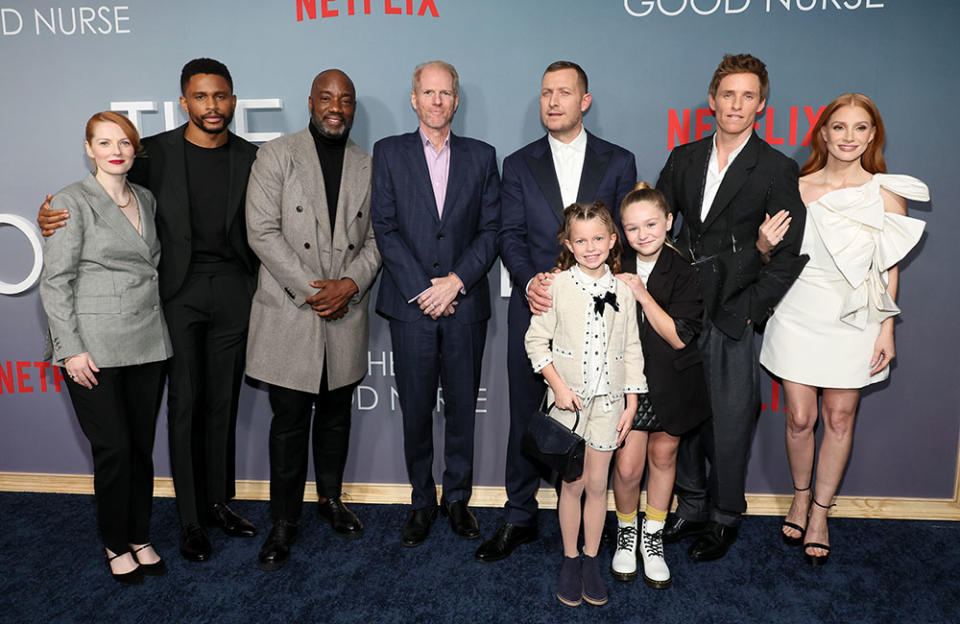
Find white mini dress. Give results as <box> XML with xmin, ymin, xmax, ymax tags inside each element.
<box><xmin>760</xmin><ymin>174</ymin><xmax>928</xmax><ymax>389</ymax></box>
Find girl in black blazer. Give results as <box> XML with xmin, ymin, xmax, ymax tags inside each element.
<box><xmin>610</xmin><ymin>183</ymin><xmax>711</xmax><ymax>589</ymax></box>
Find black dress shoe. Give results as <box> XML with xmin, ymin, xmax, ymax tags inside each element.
<box><xmin>179</xmin><ymin>523</ymin><xmax>212</xmax><ymax>562</ymax></box>
<box><xmin>661</xmin><ymin>514</ymin><xmax>708</xmax><ymax>544</ymax></box>
<box><xmin>209</xmin><ymin>502</ymin><xmax>257</xmax><ymax>538</ymax></box>
<box><xmin>401</xmin><ymin>506</ymin><xmax>438</xmax><ymax>547</ymax></box>
<box><xmin>441</xmin><ymin>499</ymin><xmax>480</xmax><ymax>540</ymax></box>
<box><xmin>474</xmin><ymin>522</ymin><xmax>538</xmax><ymax>562</ymax></box>
<box><xmin>688</xmin><ymin>522</ymin><xmax>738</xmax><ymax>562</ymax></box>
<box><xmin>257</xmin><ymin>521</ymin><xmax>298</xmax><ymax>571</ymax></box>
<box><xmin>317</xmin><ymin>497</ymin><xmax>363</xmax><ymax>540</ymax></box>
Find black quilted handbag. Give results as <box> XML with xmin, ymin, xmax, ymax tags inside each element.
<box><xmin>521</xmin><ymin>397</ymin><xmax>585</xmax><ymax>482</ymax></box>
<box><xmin>632</xmin><ymin>392</ymin><xmax>662</xmax><ymax>431</ymax></box>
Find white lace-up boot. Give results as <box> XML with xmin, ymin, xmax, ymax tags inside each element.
<box><xmin>610</xmin><ymin>517</ymin><xmax>638</xmax><ymax>581</ymax></box>
<box><xmin>641</xmin><ymin>517</ymin><xmax>671</xmax><ymax>589</ymax></box>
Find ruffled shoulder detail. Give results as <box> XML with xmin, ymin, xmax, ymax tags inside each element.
<box><xmin>874</xmin><ymin>173</ymin><xmax>930</xmax><ymax>203</ymax></box>
<box><xmin>808</xmin><ymin>174</ymin><xmax>928</xmax><ymax>329</ymax></box>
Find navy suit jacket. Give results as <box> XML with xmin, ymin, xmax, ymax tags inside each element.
<box><xmin>498</xmin><ymin>131</ymin><xmax>637</xmax><ymax>296</ymax></box>
<box><xmin>371</xmin><ymin>129</ymin><xmax>501</xmax><ymax>324</ymax></box>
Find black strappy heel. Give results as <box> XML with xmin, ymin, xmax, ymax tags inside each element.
<box><xmin>781</xmin><ymin>484</ymin><xmax>811</xmax><ymax>546</ymax></box>
<box><xmin>132</xmin><ymin>543</ymin><xmax>167</xmax><ymax>576</ymax></box>
<box><xmin>803</xmin><ymin>498</ymin><xmax>836</xmax><ymax>566</ymax></box>
<box><xmin>106</xmin><ymin>550</ymin><xmax>144</xmax><ymax>585</ymax></box>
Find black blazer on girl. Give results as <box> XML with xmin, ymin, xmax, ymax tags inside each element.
<box><xmin>625</xmin><ymin>246</ymin><xmax>711</xmax><ymax>435</ymax></box>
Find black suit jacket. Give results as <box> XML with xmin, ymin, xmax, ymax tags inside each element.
<box><xmin>624</xmin><ymin>247</ymin><xmax>711</xmax><ymax>435</ymax></box>
<box><xmin>656</xmin><ymin>132</ymin><xmax>808</xmax><ymax>339</ymax></box>
<box><xmin>128</xmin><ymin>124</ymin><xmax>259</xmax><ymax>301</ymax></box>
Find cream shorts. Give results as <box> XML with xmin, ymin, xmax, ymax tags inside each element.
<box><xmin>546</xmin><ymin>393</ymin><xmax>619</xmax><ymax>452</ymax></box>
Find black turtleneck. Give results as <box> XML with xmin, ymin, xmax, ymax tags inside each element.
<box><xmin>308</xmin><ymin>121</ymin><xmax>348</xmax><ymax>233</ymax></box>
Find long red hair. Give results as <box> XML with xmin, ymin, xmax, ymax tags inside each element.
<box><xmin>800</xmin><ymin>93</ymin><xmax>886</xmax><ymax>176</ymax></box>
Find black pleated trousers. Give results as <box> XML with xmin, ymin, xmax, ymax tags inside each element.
<box><xmin>674</xmin><ymin>314</ymin><xmax>761</xmax><ymax>527</ymax></box>
<box><xmin>163</xmin><ymin>266</ymin><xmax>251</xmax><ymax>527</ymax></box>
<box><xmin>67</xmin><ymin>361</ymin><xmax>165</xmax><ymax>554</ymax></box>
<box><xmin>267</xmin><ymin>368</ymin><xmax>359</xmax><ymax>523</ymax></box>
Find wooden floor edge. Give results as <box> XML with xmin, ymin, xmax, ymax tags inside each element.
<box><xmin>3</xmin><ymin>472</ymin><xmax>959</xmax><ymax>521</ymax></box>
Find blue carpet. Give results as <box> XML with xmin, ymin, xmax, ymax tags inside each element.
<box><xmin>0</xmin><ymin>492</ymin><xmax>957</xmax><ymax>623</ymax></box>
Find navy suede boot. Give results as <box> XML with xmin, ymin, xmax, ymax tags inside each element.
<box><xmin>556</xmin><ymin>555</ymin><xmax>582</xmax><ymax>607</ymax></box>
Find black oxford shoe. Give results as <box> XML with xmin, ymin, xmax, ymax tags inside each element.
<box><xmin>257</xmin><ymin>521</ymin><xmax>298</xmax><ymax>572</ymax></box>
<box><xmin>474</xmin><ymin>522</ymin><xmax>538</xmax><ymax>562</ymax></box>
<box><xmin>179</xmin><ymin>523</ymin><xmax>212</xmax><ymax>562</ymax></box>
<box><xmin>688</xmin><ymin>522</ymin><xmax>738</xmax><ymax>562</ymax></box>
<box><xmin>401</xmin><ymin>506</ymin><xmax>438</xmax><ymax>547</ymax></box>
<box><xmin>661</xmin><ymin>514</ymin><xmax>708</xmax><ymax>544</ymax></box>
<box><xmin>318</xmin><ymin>497</ymin><xmax>363</xmax><ymax>540</ymax></box>
<box><xmin>441</xmin><ymin>499</ymin><xmax>480</xmax><ymax>540</ymax></box>
<box><xmin>208</xmin><ymin>502</ymin><xmax>257</xmax><ymax>538</ymax></box>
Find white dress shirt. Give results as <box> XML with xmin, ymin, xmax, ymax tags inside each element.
<box><xmin>548</xmin><ymin>127</ymin><xmax>587</xmax><ymax>209</ymax></box>
<box><xmin>526</xmin><ymin>128</ymin><xmax>589</xmax><ymax>300</ymax></box>
<box><xmin>700</xmin><ymin>132</ymin><xmax>750</xmax><ymax>221</ymax></box>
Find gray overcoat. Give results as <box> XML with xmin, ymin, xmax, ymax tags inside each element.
<box><xmin>244</xmin><ymin>129</ymin><xmax>381</xmax><ymax>392</ymax></box>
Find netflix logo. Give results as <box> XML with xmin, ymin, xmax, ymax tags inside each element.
<box><xmin>667</xmin><ymin>105</ymin><xmax>827</xmax><ymax>150</ymax></box>
<box><xmin>0</xmin><ymin>361</ymin><xmax>65</xmax><ymax>395</ymax></box>
<box><xmin>296</xmin><ymin>0</ymin><xmax>439</xmax><ymax>21</ymax></box>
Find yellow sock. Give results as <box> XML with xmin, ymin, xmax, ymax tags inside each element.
<box><xmin>616</xmin><ymin>509</ymin><xmax>637</xmax><ymax>524</ymax></box>
<box><xmin>644</xmin><ymin>505</ymin><xmax>667</xmax><ymax>523</ymax></box>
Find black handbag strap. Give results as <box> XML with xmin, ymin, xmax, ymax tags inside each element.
<box><xmin>540</xmin><ymin>391</ymin><xmax>581</xmax><ymax>432</ymax></box>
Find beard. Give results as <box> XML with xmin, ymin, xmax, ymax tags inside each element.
<box><xmin>311</xmin><ymin>114</ymin><xmax>351</xmax><ymax>139</ymax></box>
<box><xmin>194</xmin><ymin>111</ymin><xmax>234</xmax><ymax>134</ymax></box>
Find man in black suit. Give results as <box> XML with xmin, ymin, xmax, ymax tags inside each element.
<box><xmin>655</xmin><ymin>54</ymin><xmax>807</xmax><ymax>561</ymax></box>
<box><xmin>476</xmin><ymin>61</ymin><xmax>636</xmax><ymax>562</ymax></box>
<box><xmin>40</xmin><ymin>58</ymin><xmax>259</xmax><ymax>561</ymax></box>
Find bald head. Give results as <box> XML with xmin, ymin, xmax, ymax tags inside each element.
<box><xmin>309</xmin><ymin>69</ymin><xmax>356</xmax><ymax>139</ymax></box>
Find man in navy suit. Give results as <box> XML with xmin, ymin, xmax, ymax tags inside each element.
<box><xmin>475</xmin><ymin>61</ymin><xmax>637</xmax><ymax>562</ymax></box>
<box><xmin>371</xmin><ymin>60</ymin><xmax>501</xmax><ymax>547</ymax></box>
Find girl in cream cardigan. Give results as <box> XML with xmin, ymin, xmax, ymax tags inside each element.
<box><xmin>525</xmin><ymin>201</ymin><xmax>647</xmax><ymax>608</ymax></box>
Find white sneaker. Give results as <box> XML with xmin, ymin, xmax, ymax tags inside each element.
<box><xmin>641</xmin><ymin>518</ymin><xmax>671</xmax><ymax>589</ymax></box>
<box><xmin>610</xmin><ymin>518</ymin><xmax>638</xmax><ymax>581</ymax></box>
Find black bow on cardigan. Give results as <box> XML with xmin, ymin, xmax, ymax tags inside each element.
<box><xmin>593</xmin><ymin>291</ymin><xmax>619</xmax><ymax>315</ymax></box>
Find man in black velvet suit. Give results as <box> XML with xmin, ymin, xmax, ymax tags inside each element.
<box><xmin>655</xmin><ymin>54</ymin><xmax>807</xmax><ymax>561</ymax></box>
<box><xmin>40</xmin><ymin>58</ymin><xmax>259</xmax><ymax>561</ymax></box>
<box><xmin>476</xmin><ymin>61</ymin><xmax>636</xmax><ymax>562</ymax></box>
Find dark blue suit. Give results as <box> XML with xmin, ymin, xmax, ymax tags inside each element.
<box><xmin>497</xmin><ymin>131</ymin><xmax>636</xmax><ymax>526</ymax></box>
<box><xmin>371</xmin><ymin>129</ymin><xmax>501</xmax><ymax>509</ymax></box>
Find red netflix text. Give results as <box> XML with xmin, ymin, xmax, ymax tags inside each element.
<box><xmin>296</xmin><ymin>0</ymin><xmax>439</xmax><ymax>20</ymax></box>
<box><xmin>762</xmin><ymin>379</ymin><xmax>787</xmax><ymax>413</ymax></box>
<box><xmin>667</xmin><ymin>105</ymin><xmax>827</xmax><ymax>150</ymax></box>
<box><xmin>0</xmin><ymin>361</ymin><xmax>64</xmax><ymax>395</ymax></box>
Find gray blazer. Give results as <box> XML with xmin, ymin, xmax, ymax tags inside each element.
<box><xmin>40</xmin><ymin>174</ymin><xmax>173</xmax><ymax>367</ymax></box>
<box><xmin>244</xmin><ymin>129</ymin><xmax>381</xmax><ymax>392</ymax></box>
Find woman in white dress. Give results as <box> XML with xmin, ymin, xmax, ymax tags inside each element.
<box><xmin>758</xmin><ymin>93</ymin><xmax>928</xmax><ymax>565</ymax></box>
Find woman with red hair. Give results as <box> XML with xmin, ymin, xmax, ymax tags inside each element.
<box><xmin>39</xmin><ymin>112</ymin><xmax>172</xmax><ymax>583</ymax></box>
<box><xmin>759</xmin><ymin>94</ymin><xmax>929</xmax><ymax>565</ymax></box>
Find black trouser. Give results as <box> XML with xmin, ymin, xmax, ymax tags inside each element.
<box><xmin>67</xmin><ymin>362</ymin><xmax>166</xmax><ymax>555</ymax></box>
<box><xmin>163</xmin><ymin>267</ymin><xmax>251</xmax><ymax>526</ymax></box>
<box><xmin>267</xmin><ymin>368</ymin><xmax>360</xmax><ymax>523</ymax></box>
<box><xmin>674</xmin><ymin>314</ymin><xmax>761</xmax><ymax>527</ymax></box>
